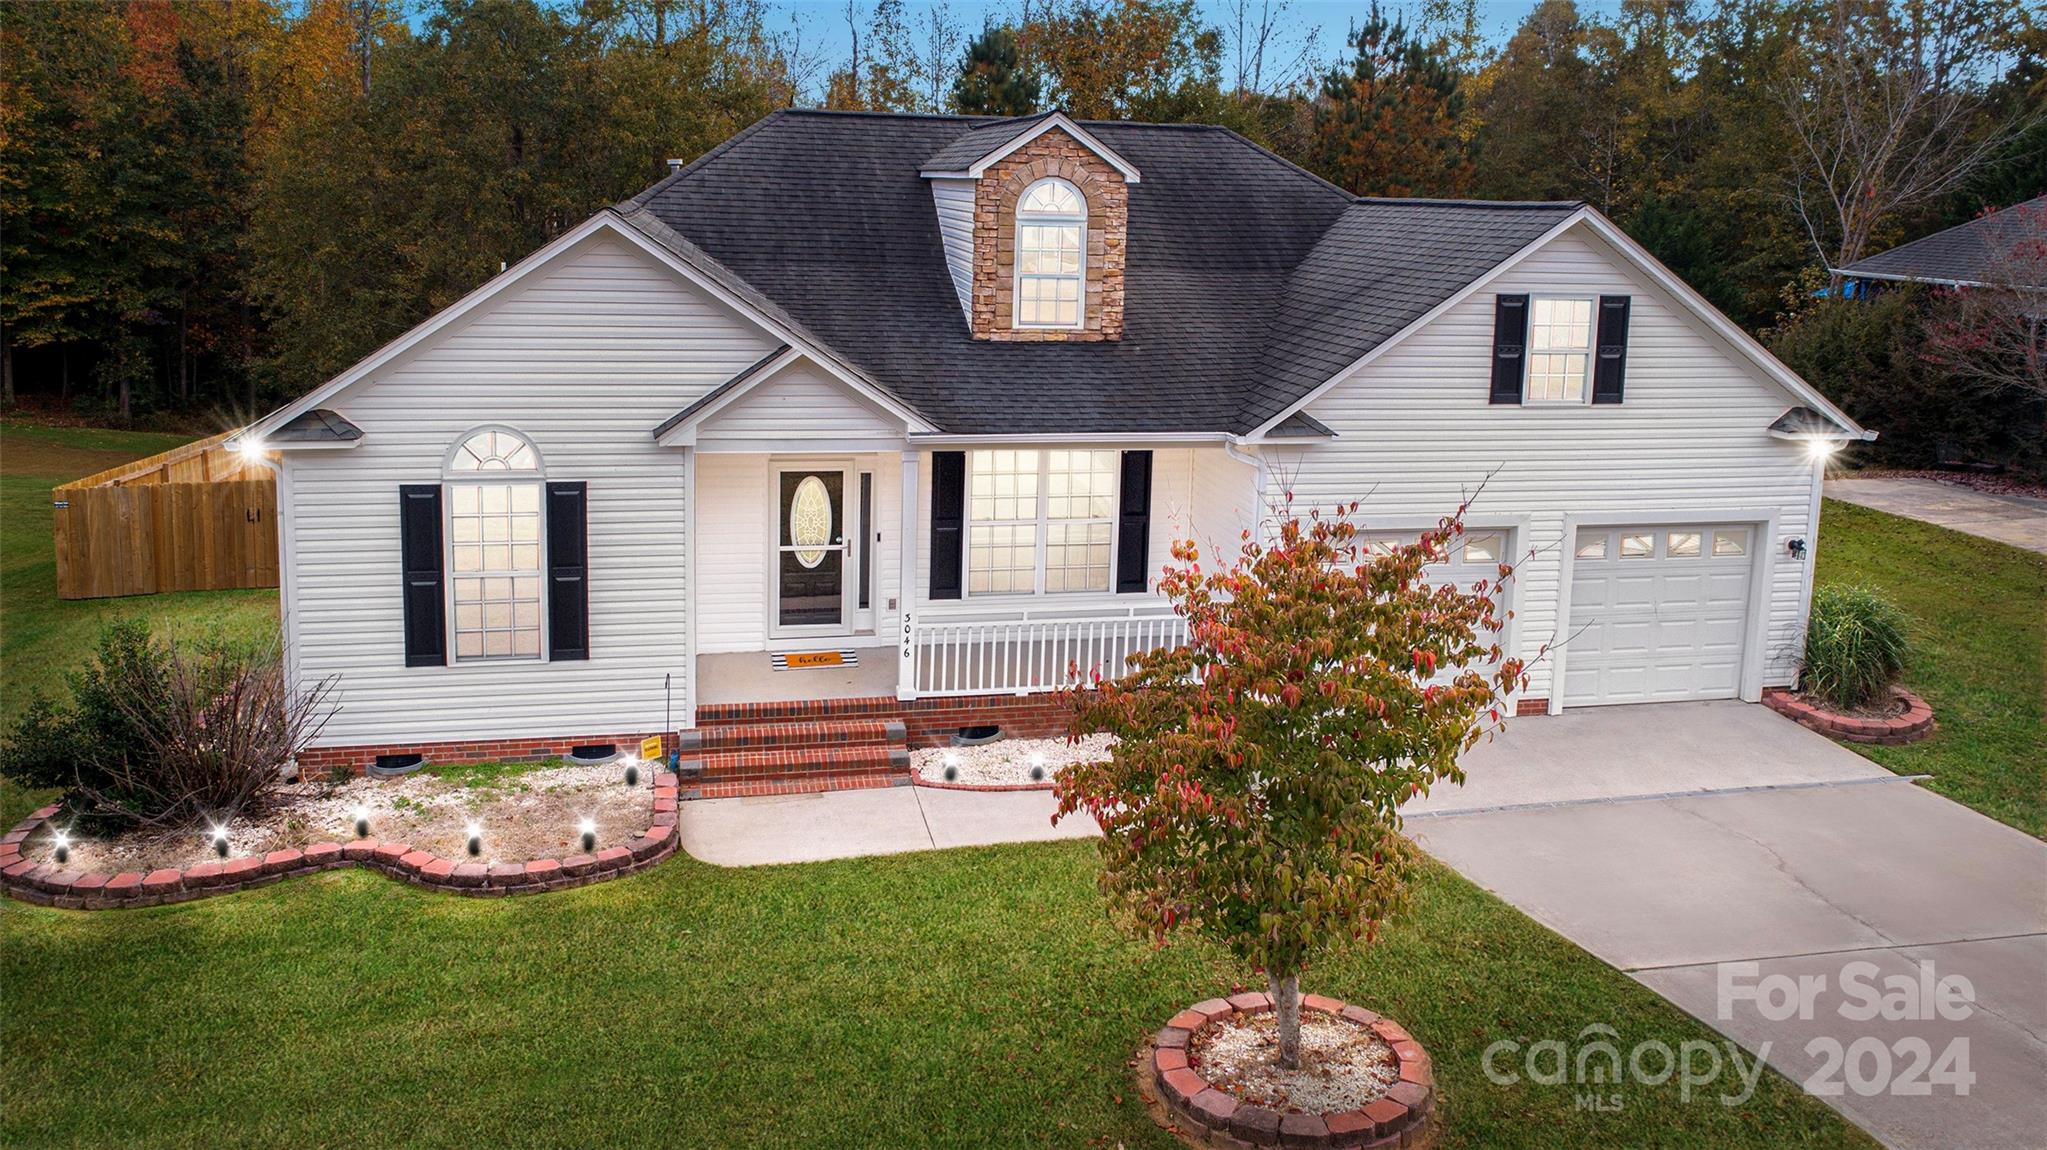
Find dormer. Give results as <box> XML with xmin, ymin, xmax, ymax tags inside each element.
<box><xmin>921</xmin><ymin>112</ymin><xmax>1140</xmax><ymax>342</ymax></box>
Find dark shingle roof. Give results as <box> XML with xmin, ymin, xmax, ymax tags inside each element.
<box><xmin>271</xmin><ymin>409</ymin><xmax>363</xmax><ymax>443</ymax></box>
<box><xmin>919</xmin><ymin>113</ymin><xmax>1056</xmax><ymax>173</ymax></box>
<box><xmin>1837</xmin><ymin>196</ymin><xmax>2047</xmax><ymax>288</ymax></box>
<box><xmin>623</xmin><ymin>109</ymin><xmax>1585</xmax><ymax>435</ymax></box>
<box><xmin>653</xmin><ymin>344</ymin><xmax>791</xmax><ymax>439</ymax></box>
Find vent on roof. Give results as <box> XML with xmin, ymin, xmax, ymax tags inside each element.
<box><xmin>666</xmin><ymin>158</ymin><xmax>687</xmax><ymax>174</ymax></box>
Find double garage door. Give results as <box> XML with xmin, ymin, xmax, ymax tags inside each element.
<box><xmin>1563</xmin><ymin>524</ymin><xmax>1756</xmax><ymax>706</ymax></box>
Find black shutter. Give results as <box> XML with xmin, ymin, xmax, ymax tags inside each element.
<box><xmin>1489</xmin><ymin>294</ymin><xmax>1529</xmax><ymax>405</ymax></box>
<box><xmin>546</xmin><ymin>482</ymin><xmax>588</xmax><ymax>661</ymax></box>
<box><xmin>929</xmin><ymin>451</ymin><xmax>965</xmax><ymax>600</ymax></box>
<box><xmin>1592</xmin><ymin>295</ymin><xmax>1631</xmax><ymax>405</ymax></box>
<box><xmin>1115</xmin><ymin>450</ymin><xmax>1153</xmax><ymax>593</ymax></box>
<box><xmin>399</xmin><ymin>485</ymin><xmax>445</xmax><ymax>667</ymax></box>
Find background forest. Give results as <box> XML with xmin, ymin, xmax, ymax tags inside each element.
<box><xmin>2</xmin><ymin>0</ymin><xmax>2042</xmax><ymax>470</ymax></box>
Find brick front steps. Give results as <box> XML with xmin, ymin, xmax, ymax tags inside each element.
<box><xmin>1148</xmin><ymin>992</ymin><xmax>1435</xmax><ymax>1150</ymax></box>
<box><xmin>676</xmin><ymin>714</ymin><xmax>911</xmax><ymax>795</ymax></box>
<box><xmin>1764</xmin><ymin>687</ymin><xmax>1936</xmax><ymax>745</ymax></box>
<box><xmin>0</xmin><ymin>776</ymin><xmax>681</xmax><ymax>911</ymax></box>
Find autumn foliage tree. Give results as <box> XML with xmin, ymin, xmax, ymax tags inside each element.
<box><xmin>1054</xmin><ymin>499</ymin><xmax>1527</xmax><ymax>1069</ymax></box>
<box><xmin>1309</xmin><ymin>3</ymin><xmax>1472</xmax><ymax>198</ymax></box>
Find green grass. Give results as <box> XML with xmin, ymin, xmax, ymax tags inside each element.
<box><xmin>1817</xmin><ymin>498</ymin><xmax>2047</xmax><ymax>838</ymax></box>
<box><xmin>0</xmin><ymin>422</ymin><xmax>279</xmax><ymax>824</ymax></box>
<box><xmin>1</xmin><ymin>844</ymin><xmax>1870</xmax><ymax>1150</ymax></box>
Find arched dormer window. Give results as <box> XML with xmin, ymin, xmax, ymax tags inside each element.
<box><xmin>443</xmin><ymin>428</ymin><xmax>544</xmax><ymax>660</ymax></box>
<box><xmin>1014</xmin><ymin>178</ymin><xmax>1085</xmax><ymax>329</ymax></box>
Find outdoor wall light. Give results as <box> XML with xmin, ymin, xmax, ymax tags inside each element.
<box><xmin>1807</xmin><ymin>437</ymin><xmax>1842</xmax><ymax>460</ymax></box>
<box><xmin>211</xmin><ymin>826</ymin><xmax>230</xmax><ymax>857</ymax></box>
<box><xmin>352</xmin><ymin>806</ymin><xmax>371</xmax><ymax>839</ymax></box>
<box><xmin>579</xmin><ymin>818</ymin><xmax>597</xmax><ymax>853</ymax></box>
<box><xmin>1029</xmin><ymin>752</ymin><xmax>1048</xmax><ymax>782</ymax></box>
<box><xmin>465</xmin><ymin>822</ymin><xmax>483</xmax><ymax>857</ymax></box>
<box><xmin>52</xmin><ymin>831</ymin><xmax>70</xmax><ymax>865</ymax></box>
<box><xmin>943</xmin><ymin>754</ymin><xmax>961</xmax><ymax>782</ymax></box>
<box><xmin>622</xmin><ymin>754</ymin><xmax>641</xmax><ymax>787</ymax></box>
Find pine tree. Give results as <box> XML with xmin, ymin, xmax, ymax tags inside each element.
<box><xmin>953</xmin><ymin>22</ymin><xmax>1039</xmax><ymax>116</ymax></box>
<box><xmin>1310</xmin><ymin>3</ymin><xmax>1472</xmax><ymax>198</ymax></box>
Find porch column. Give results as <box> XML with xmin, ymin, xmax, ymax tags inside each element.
<box><xmin>897</xmin><ymin>449</ymin><xmax>919</xmax><ymax>700</ymax></box>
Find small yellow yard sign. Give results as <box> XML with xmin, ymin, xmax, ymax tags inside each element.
<box><xmin>640</xmin><ymin>735</ymin><xmax>664</xmax><ymax>761</ymax></box>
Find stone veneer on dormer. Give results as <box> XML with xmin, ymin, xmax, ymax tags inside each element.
<box><xmin>965</xmin><ymin>128</ymin><xmax>1129</xmax><ymax>342</ymax></box>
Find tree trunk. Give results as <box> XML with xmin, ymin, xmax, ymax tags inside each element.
<box><xmin>1269</xmin><ymin>970</ymin><xmax>1302</xmax><ymax>1071</ymax></box>
<box><xmin>1</xmin><ymin>326</ymin><xmax>13</xmax><ymax>407</ymax></box>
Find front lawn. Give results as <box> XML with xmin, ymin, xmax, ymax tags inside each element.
<box><xmin>1</xmin><ymin>842</ymin><xmax>1869</xmax><ymax>1149</ymax></box>
<box><xmin>1817</xmin><ymin>498</ymin><xmax>2047</xmax><ymax>838</ymax></box>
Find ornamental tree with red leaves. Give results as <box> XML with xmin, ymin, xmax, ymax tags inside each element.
<box><xmin>1054</xmin><ymin>497</ymin><xmax>1528</xmax><ymax>1070</ymax></box>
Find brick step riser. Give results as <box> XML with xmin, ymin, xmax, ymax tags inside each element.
<box><xmin>680</xmin><ymin>746</ymin><xmax>911</xmax><ymax>782</ymax></box>
<box><xmin>695</xmin><ymin>696</ymin><xmax>904</xmax><ymax>726</ymax></box>
<box><xmin>676</xmin><ymin>719</ymin><xmax>906</xmax><ymax>754</ymax></box>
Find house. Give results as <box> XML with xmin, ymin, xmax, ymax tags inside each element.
<box><xmin>1835</xmin><ymin>194</ymin><xmax>2047</xmax><ymax>291</ymax></box>
<box><xmin>238</xmin><ymin>109</ymin><xmax>1871</xmax><ymax>786</ymax></box>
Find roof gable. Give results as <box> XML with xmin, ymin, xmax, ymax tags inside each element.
<box><xmin>920</xmin><ymin>112</ymin><xmax>1141</xmax><ymax>183</ymax></box>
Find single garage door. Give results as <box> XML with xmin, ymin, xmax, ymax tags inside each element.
<box><xmin>1564</xmin><ymin>524</ymin><xmax>1754</xmax><ymax>705</ymax></box>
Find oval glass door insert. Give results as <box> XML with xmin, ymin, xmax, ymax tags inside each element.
<box><xmin>789</xmin><ymin>475</ymin><xmax>833</xmax><ymax>568</ymax></box>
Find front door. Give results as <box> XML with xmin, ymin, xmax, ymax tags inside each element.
<box><xmin>774</xmin><ymin>466</ymin><xmax>851</xmax><ymax>633</ymax></box>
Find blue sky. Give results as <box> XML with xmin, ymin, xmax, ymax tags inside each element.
<box><xmin>778</xmin><ymin>1</ymin><xmax>1598</xmax><ymax>90</ymax></box>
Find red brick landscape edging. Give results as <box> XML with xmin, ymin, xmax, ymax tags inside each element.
<box><xmin>1764</xmin><ymin>687</ymin><xmax>1935</xmax><ymax>745</ymax></box>
<box><xmin>0</xmin><ymin>774</ymin><xmax>681</xmax><ymax>910</ymax></box>
<box><xmin>910</xmin><ymin>774</ymin><xmax>1055</xmax><ymax>792</ymax></box>
<box><xmin>1151</xmin><ymin>992</ymin><xmax>1435</xmax><ymax>1150</ymax></box>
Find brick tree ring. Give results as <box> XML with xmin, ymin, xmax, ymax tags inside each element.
<box><xmin>1146</xmin><ymin>992</ymin><xmax>1437</xmax><ymax>1149</ymax></box>
<box><xmin>1763</xmin><ymin>686</ymin><xmax>1936</xmax><ymax>745</ymax></box>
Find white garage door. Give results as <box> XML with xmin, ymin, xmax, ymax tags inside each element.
<box><xmin>1564</xmin><ymin>525</ymin><xmax>1754</xmax><ymax>706</ymax></box>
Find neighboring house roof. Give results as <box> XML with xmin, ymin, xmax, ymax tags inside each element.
<box><xmin>1835</xmin><ymin>195</ymin><xmax>2047</xmax><ymax>288</ymax></box>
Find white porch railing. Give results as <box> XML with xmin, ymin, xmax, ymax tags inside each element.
<box><xmin>903</xmin><ymin>602</ymin><xmax>1190</xmax><ymax>698</ymax></box>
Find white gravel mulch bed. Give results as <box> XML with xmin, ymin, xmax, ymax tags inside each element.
<box><xmin>911</xmin><ymin>733</ymin><xmax>1114</xmax><ymax>786</ymax></box>
<box><xmin>27</xmin><ymin>760</ymin><xmax>654</xmax><ymax>873</ymax></box>
<box><xmin>1189</xmin><ymin>1012</ymin><xmax>1400</xmax><ymax>1115</ymax></box>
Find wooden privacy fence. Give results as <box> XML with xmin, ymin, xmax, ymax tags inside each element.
<box><xmin>53</xmin><ymin>430</ymin><xmax>280</xmax><ymax>600</ymax></box>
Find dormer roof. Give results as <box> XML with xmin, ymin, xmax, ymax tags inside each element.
<box><xmin>919</xmin><ymin>111</ymin><xmax>1141</xmax><ymax>183</ymax></box>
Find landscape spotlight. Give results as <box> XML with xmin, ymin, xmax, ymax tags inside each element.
<box><xmin>579</xmin><ymin>818</ymin><xmax>597</xmax><ymax>853</ymax></box>
<box><xmin>211</xmin><ymin>825</ymin><xmax>230</xmax><ymax>858</ymax></box>
<box><xmin>622</xmin><ymin>754</ymin><xmax>641</xmax><ymax>787</ymax></box>
<box><xmin>352</xmin><ymin>806</ymin><xmax>371</xmax><ymax>839</ymax></box>
<box><xmin>465</xmin><ymin>822</ymin><xmax>483</xmax><ymax>857</ymax></box>
<box><xmin>1029</xmin><ymin>752</ymin><xmax>1047</xmax><ymax>782</ymax></box>
<box><xmin>52</xmin><ymin>831</ymin><xmax>70</xmax><ymax>866</ymax></box>
<box><xmin>943</xmin><ymin>753</ymin><xmax>961</xmax><ymax>783</ymax></box>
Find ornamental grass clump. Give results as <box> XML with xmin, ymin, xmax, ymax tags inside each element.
<box><xmin>1055</xmin><ymin>498</ymin><xmax>1530</xmax><ymax>1070</ymax></box>
<box><xmin>1802</xmin><ymin>583</ymin><xmax>1910</xmax><ymax>711</ymax></box>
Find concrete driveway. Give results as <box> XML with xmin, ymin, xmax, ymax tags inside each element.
<box><xmin>1826</xmin><ymin>476</ymin><xmax>2047</xmax><ymax>553</ymax></box>
<box><xmin>1413</xmin><ymin>702</ymin><xmax>2047</xmax><ymax>1150</ymax></box>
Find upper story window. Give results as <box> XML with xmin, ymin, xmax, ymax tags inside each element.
<box><xmin>1526</xmin><ymin>297</ymin><xmax>1594</xmax><ymax>402</ymax></box>
<box><xmin>444</xmin><ymin>428</ymin><xmax>544</xmax><ymax>660</ymax></box>
<box><xmin>1014</xmin><ymin>178</ymin><xmax>1085</xmax><ymax>329</ymax></box>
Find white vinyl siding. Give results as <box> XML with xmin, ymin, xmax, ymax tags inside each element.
<box><xmin>1283</xmin><ymin>224</ymin><xmax>1814</xmax><ymax>705</ymax></box>
<box><xmin>694</xmin><ymin>450</ymin><xmax>903</xmax><ymax>654</ymax></box>
<box><xmin>282</xmin><ymin>233</ymin><xmax>778</xmax><ymax>746</ymax></box>
<box><xmin>931</xmin><ymin>178</ymin><xmax>977</xmax><ymax>321</ymax></box>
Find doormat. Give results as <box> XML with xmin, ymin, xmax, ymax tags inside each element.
<box><xmin>771</xmin><ymin>649</ymin><xmax>859</xmax><ymax>670</ymax></box>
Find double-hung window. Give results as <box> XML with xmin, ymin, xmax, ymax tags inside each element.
<box><xmin>1014</xmin><ymin>178</ymin><xmax>1086</xmax><ymax>329</ymax></box>
<box><xmin>445</xmin><ymin>428</ymin><xmax>544</xmax><ymax>660</ymax></box>
<box><xmin>1526</xmin><ymin>297</ymin><xmax>1594</xmax><ymax>402</ymax></box>
<box><xmin>967</xmin><ymin>449</ymin><xmax>1117</xmax><ymax>594</ymax></box>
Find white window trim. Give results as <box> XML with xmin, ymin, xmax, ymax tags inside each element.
<box><xmin>441</xmin><ymin>426</ymin><xmax>548</xmax><ymax>664</ymax></box>
<box><xmin>1012</xmin><ymin>178</ymin><xmax>1087</xmax><ymax>331</ymax></box>
<box><xmin>1524</xmin><ymin>295</ymin><xmax>1596</xmax><ymax>405</ymax></box>
<box><xmin>965</xmin><ymin>449</ymin><xmax>1120</xmax><ymax>598</ymax></box>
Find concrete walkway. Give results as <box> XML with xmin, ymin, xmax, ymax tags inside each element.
<box><xmin>677</xmin><ymin>784</ymin><xmax>1097</xmax><ymax>867</ymax></box>
<box><xmin>1826</xmin><ymin>476</ymin><xmax>2047</xmax><ymax>553</ymax></box>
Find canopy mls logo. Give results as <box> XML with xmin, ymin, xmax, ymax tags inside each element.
<box><xmin>1481</xmin><ymin>1027</ymin><xmax>1771</xmax><ymax>1109</ymax></box>
<box><xmin>1718</xmin><ymin>959</ymin><xmax>1977</xmax><ymax>1098</ymax></box>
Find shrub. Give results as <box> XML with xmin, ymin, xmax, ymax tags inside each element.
<box><xmin>0</xmin><ymin>620</ymin><xmax>333</xmax><ymax>829</ymax></box>
<box><xmin>1802</xmin><ymin>584</ymin><xmax>1911</xmax><ymax>711</ymax></box>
